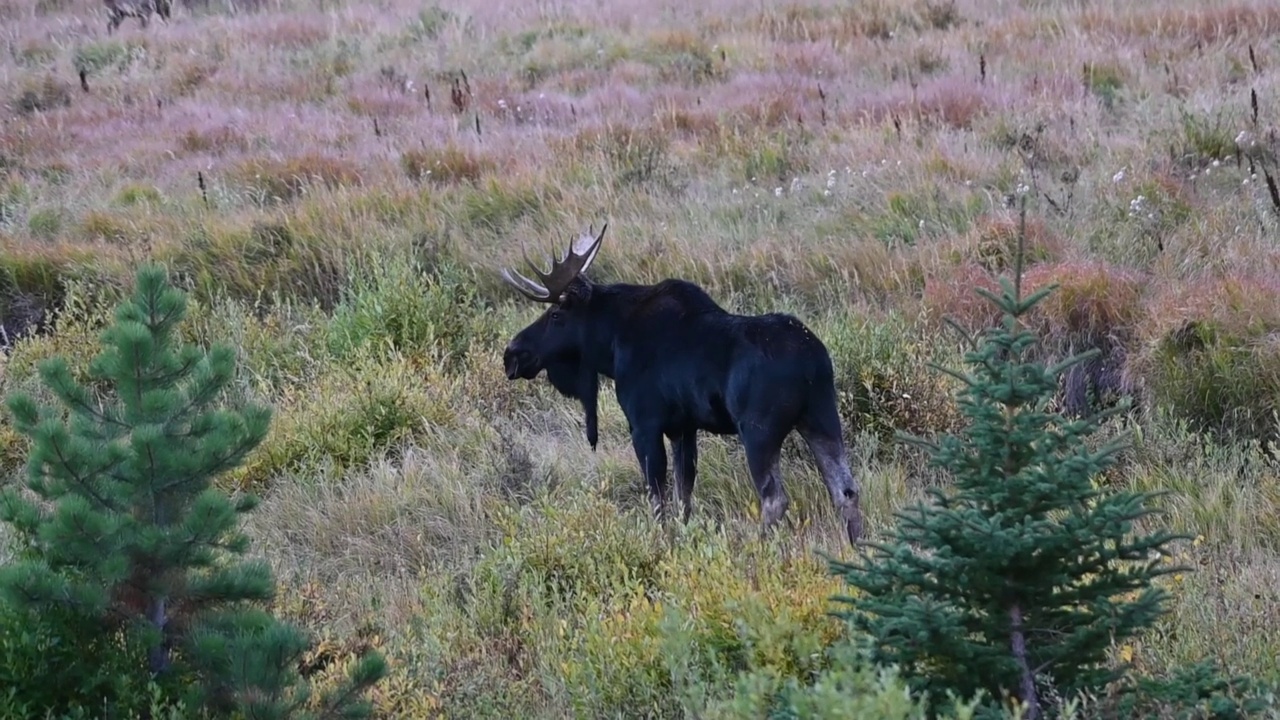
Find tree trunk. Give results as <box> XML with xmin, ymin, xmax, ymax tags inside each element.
<box><xmin>1009</xmin><ymin>602</ymin><xmax>1039</xmax><ymax>720</ymax></box>
<box><xmin>148</xmin><ymin>596</ymin><xmax>171</xmax><ymax>676</ymax></box>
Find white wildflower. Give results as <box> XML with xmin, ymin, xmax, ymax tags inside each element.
<box><xmin>1128</xmin><ymin>195</ymin><xmax>1147</xmax><ymax>217</ymax></box>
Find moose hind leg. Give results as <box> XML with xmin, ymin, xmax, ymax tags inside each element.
<box><xmin>669</xmin><ymin>429</ymin><xmax>698</xmax><ymax>523</ymax></box>
<box><xmin>631</xmin><ymin>427</ymin><xmax>670</xmax><ymax>519</ymax></box>
<box><xmin>800</xmin><ymin>426</ymin><xmax>863</xmax><ymax>546</ymax></box>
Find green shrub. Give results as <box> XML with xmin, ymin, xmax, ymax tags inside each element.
<box><xmin>71</xmin><ymin>40</ymin><xmax>133</xmax><ymax>75</ymax></box>
<box><xmin>705</xmin><ymin>637</ymin><xmax>982</xmax><ymax>720</ymax></box>
<box><xmin>740</xmin><ymin>129</ymin><xmax>809</xmax><ymax>185</ymax></box>
<box><xmin>326</xmin><ymin>255</ymin><xmax>497</xmax><ymax>369</ymax></box>
<box><xmin>406</xmin><ymin>5</ymin><xmax>456</xmax><ymax>41</ymax></box>
<box><xmin>25</xmin><ymin>207</ymin><xmax>62</xmax><ymax>240</ymax></box>
<box><xmin>1082</xmin><ymin>61</ymin><xmax>1126</xmax><ymax>109</ymax></box>
<box><xmin>815</xmin><ymin>310</ymin><xmax>962</xmax><ymax>443</ymax></box>
<box><xmin>0</xmin><ymin>245</ymin><xmax>92</xmax><ymax>329</ymax></box>
<box><xmin>424</xmin><ymin>493</ymin><xmax>853</xmax><ymax>719</ymax></box>
<box><xmin>455</xmin><ymin>179</ymin><xmax>550</xmax><ymax>235</ymax></box>
<box><xmin>164</xmin><ymin>220</ymin><xmax>350</xmax><ymax>311</ymax></box>
<box><xmin>1092</xmin><ymin>660</ymin><xmax>1279</xmax><ymax>719</ymax></box>
<box><xmin>0</xmin><ymin>602</ymin><xmax>196</xmax><ymax>719</ymax></box>
<box><xmin>231</xmin><ymin>351</ymin><xmax>455</xmax><ymax>490</ymax></box>
<box><xmin>635</xmin><ymin>29</ymin><xmax>724</xmax><ymax>85</ymax></box>
<box><xmin>113</xmin><ymin>184</ymin><xmax>164</xmax><ymax>208</ymax></box>
<box><xmin>1176</xmin><ymin>108</ymin><xmax>1238</xmax><ymax>166</ymax></box>
<box><xmin>1140</xmin><ymin>321</ymin><xmax>1280</xmax><ymax>442</ymax></box>
<box><xmin>594</xmin><ymin>122</ymin><xmax>681</xmax><ymax>191</ymax></box>
<box><xmin>178</xmin><ymin>294</ymin><xmax>329</xmax><ymax>398</ymax></box>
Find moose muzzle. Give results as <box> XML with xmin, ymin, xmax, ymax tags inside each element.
<box><xmin>503</xmin><ymin>343</ymin><xmax>541</xmax><ymax>380</ymax></box>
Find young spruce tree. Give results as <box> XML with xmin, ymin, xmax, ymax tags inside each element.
<box><xmin>830</xmin><ymin>212</ymin><xmax>1186</xmax><ymax>719</ymax></box>
<box><xmin>0</xmin><ymin>264</ymin><xmax>386</xmax><ymax>718</ymax></box>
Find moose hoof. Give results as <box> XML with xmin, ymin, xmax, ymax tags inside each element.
<box><xmin>840</xmin><ymin>496</ymin><xmax>863</xmax><ymax>547</ymax></box>
<box><xmin>649</xmin><ymin>496</ymin><xmax>669</xmax><ymax>522</ymax></box>
<box><xmin>845</xmin><ymin>517</ymin><xmax>862</xmax><ymax>547</ymax></box>
<box><xmin>760</xmin><ymin>495</ymin><xmax>790</xmax><ymax>530</ymax></box>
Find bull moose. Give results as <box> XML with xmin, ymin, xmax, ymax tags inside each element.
<box><xmin>500</xmin><ymin>224</ymin><xmax>862</xmax><ymax>547</ymax></box>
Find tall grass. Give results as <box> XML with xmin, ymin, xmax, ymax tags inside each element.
<box><xmin>2</xmin><ymin>0</ymin><xmax>1280</xmax><ymax>715</ymax></box>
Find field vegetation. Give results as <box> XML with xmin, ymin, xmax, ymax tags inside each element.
<box><xmin>2</xmin><ymin>0</ymin><xmax>1280</xmax><ymax>716</ymax></box>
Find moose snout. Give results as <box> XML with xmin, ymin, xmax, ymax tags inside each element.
<box><xmin>503</xmin><ymin>343</ymin><xmax>539</xmax><ymax>380</ymax></box>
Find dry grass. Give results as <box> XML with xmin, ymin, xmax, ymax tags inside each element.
<box><xmin>2</xmin><ymin>0</ymin><xmax>1280</xmax><ymax>715</ymax></box>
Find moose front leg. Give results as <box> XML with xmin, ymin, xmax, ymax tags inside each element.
<box><xmin>630</xmin><ymin>427</ymin><xmax>670</xmax><ymax>519</ymax></box>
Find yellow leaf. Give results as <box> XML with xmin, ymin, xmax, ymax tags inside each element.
<box><xmin>1119</xmin><ymin>644</ymin><xmax>1134</xmax><ymax>663</ymax></box>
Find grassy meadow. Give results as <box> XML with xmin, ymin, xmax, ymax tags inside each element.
<box><xmin>2</xmin><ymin>0</ymin><xmax>1280</xmax><ymax>715</ymax></box>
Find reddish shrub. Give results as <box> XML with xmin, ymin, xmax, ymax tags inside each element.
<box><xmin>946</xmin><ymin>212</ymin><xmax>1066</xmax><ymax>273</ymax></box>
<box><xmin>229</xmin><ymin>153</ymin><xmax>364</xmax><ymax>204</ymax></box>
<box><xmin>1133</xmin><ymin>272</ymin><xmax>1280</xmax><ymax>441</ymax></box>
<box><xmin>1140</xmin><ymin>272</ymin><xmax>1280</xmax><ymax>343</ymax></box>
<box><xmin>1022</xmin><ymin>260</ymin><xmax>1148</xmax><ymax>352</ymax></box>
<box><xmin>921</xmin><ymin>261</ymin><xmax>1004</xmax><ymax>335</ymax></box>
<box><xmin>1081</xmin><ymin>3</ymin><xmax>1280</xmax><ymax>43</ymax></box>
<box><xmin>400</xmin><ymin>144</ymin><xmax>493</xmax><ymax>186</ymax></box>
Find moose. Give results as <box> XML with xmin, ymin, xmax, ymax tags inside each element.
<box><xmin>104</xmin><ymin>0</ymin><xmax>171</xmax><ymax>34</ymax></box>
<box><xmin>500</xmin><ymin>224</ymin><xmax>862</xmax><ymax>548</ymax></box>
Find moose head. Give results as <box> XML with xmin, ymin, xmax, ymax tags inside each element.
<box><xmin>500</xmin><ymin>224</ymin><xmax>609</xmax><ymax>449</ymax></box>
<box><xmin>500</xmin><ymin>223</ymin><xmax>606</xmax><ymax>380</ymax></box>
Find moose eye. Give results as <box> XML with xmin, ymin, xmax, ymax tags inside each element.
<box><xmin>549</xmin><ymin>310</ymin><xmax>563</xmax><ymax>323</ymax></box>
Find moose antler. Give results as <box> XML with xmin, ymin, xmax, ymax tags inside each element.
<box><xmin>501</xmin><ymin>223</ymin><xmax>607</xmax><ymax>303</ymax></box>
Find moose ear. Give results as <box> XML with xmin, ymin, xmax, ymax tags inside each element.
<box><xmin>559</xmin><ymin>279</ymin><xmax>592</xmax><ymax>308</ymax></box>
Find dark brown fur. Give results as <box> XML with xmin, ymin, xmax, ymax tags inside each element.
<box><xmin>103</xmin><ymin>0</ymin><xmax>171</xmax><ymax>33</ymax></box>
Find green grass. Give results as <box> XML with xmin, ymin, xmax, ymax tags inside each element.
<box><xmin>2</xmin><ymin>0</ymin><xmax>1280</xmax><ymax>716</ymax></box>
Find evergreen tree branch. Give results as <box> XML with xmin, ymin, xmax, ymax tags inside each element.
<box><xmin>41</xmin><ymin>431</ymin><xmax>124</xmax><ymax>514</ymax></box>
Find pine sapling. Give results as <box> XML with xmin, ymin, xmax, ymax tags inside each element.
<box><xmin>0</xmin><ymin>263</ymin><xmax>386</xmax><ymax>718</ymax></box>
<box><xmin>829</xmin><ymin>207</ymin><xmax>1188</xmax><ymax>718</ymax></box>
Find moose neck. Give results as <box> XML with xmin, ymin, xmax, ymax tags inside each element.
<box><xmin>581</xmin><ymin>287</ymin><xmax>627</xmax><ymax>380</ymax></box>
<box><xmin>538</xmin><ymin>284</ymin><xmax>637</xmax><ymax>450</ymax></box>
